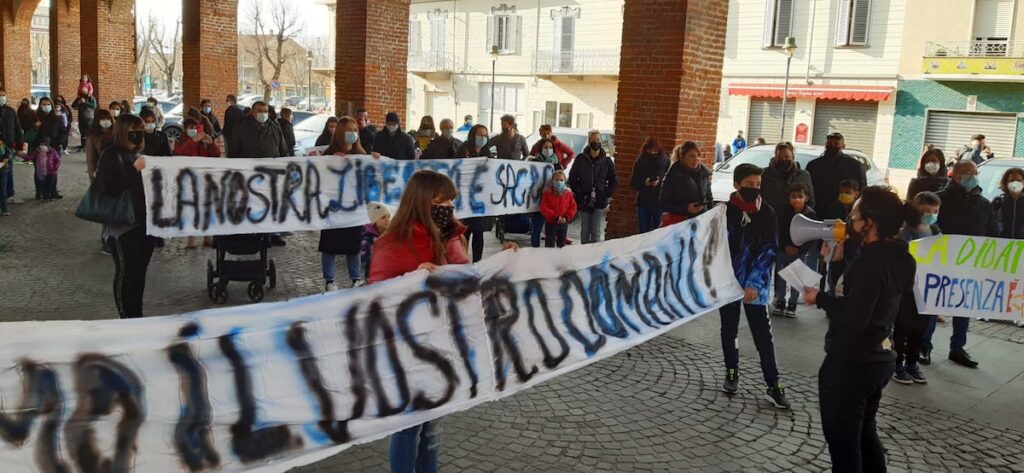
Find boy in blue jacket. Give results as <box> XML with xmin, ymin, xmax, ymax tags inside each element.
<box><xmin>720</xmin><ymin>163</ymin><xmax>789</xmax><ymax>409</ymax></box>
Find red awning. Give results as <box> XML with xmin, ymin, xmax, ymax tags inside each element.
<box><xmin>728</xmin><ymin>83</ymin><xmax>893</xmax><ymax>102</ymax></box>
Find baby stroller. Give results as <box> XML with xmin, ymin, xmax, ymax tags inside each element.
<box><xmin>494</xmin><ymin>213</ymin><xmax>534</xmax><ymax>242</ymax></box>
<box><xmin>206</xmin><ymin>234</ymin><xmax>277</xmax><ymax>304</ymax></box>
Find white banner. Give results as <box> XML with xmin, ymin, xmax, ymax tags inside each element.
<box><xmin>912</xmin><ymin>234</ymin><xmax>1024</xmax><ymax>322</ymax></box>
<box><xmin>142</xmin><ymin>155</ymin><xmax>554</xmax><ymax>238</ymax></box>
<box><xmin>0</xmin><ymin>207</ymin><xmax>741</xmax><ymax>472</ymax></box>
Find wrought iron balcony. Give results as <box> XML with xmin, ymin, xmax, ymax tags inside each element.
<box><xmin>408</xmin><ymin>51</ymin><xmax>453</xmax><ymax>72</ymax></box>
<box><xmin>534</xmin><ymin>49</ymin><xmax>620</xmax><ymax>75</ymax></box>
<box><xmin>924</xmin><ymin>40</ymin><xmax>1024</xmax><ymax>58</ymax></box>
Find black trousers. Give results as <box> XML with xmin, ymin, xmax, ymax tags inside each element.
<box><xmin>107</xmin><ymin>226</ymin><xmax>156</xmax><ymax>319</ymax></box>
<box><xmin>819</xmin><ymin>356</ymin><xmax>893</xmax><ymax>473</ymax></box>
<box><xmin>545</xmin><ymin>222</ymin><xmax>568</xmax><ymax>248</ymax></box>
<box><xmin>467</xmin><ymin>230</ymin><xmax>485</xmax><ymax>263</ymax></box>
<box><xmin>892</xmin><ymin>296</ymin><xmax>928</xmax><ymax>365</ymax></box>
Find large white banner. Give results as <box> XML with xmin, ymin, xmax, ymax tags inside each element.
<box><xmin>0</xmin><ymin>207</ymin><xmax>741</xmax><ymax>472</ymax></box>
<box><xmin>142</xmin><ymin>155</ymin><xmax>554</xmax><ymax>238</ymax></box>
<box><xmin>912</xmin><ymin>234</ymin><xmax>1024</xmax><ymax>323</ymax></box>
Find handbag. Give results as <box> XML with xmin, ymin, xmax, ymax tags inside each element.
<box><xmin>75</xmin><ymin>180</ymin><xmax>135</xmax><ymax>225</ymax></box>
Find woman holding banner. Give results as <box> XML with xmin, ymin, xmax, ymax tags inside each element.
<box><xmin>320</xmin><ymin>116</ymin><xmax>368</xmax><ymax>290</ymax></box>
<box><xmin>804</xmin><ymin>186</ymin><xmax>918</xmax><ymax>472</ymax></box>
<box><xmin>457</xmin><ymin>124</ymin><xmax>496</xmax><ymax>262</ymax></box>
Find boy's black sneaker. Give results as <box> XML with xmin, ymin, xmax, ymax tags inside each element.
<box><xmin>765</xmin><ymin>384</ymin><xmax>790</xmax><ymax>409</ymax></box>
<box><xmin>919</xmin><ymin>348</ymin><xmax>932</xmax><ymax>365</ymax></box>
<box><xmin>892</xmin><ymin>365</ymin><xmax>913</xmax><ymax>384</ymax></box>
<box><xmin>722</xmin><ymin>369</ymin><xmax>739</xmax><ymax>394</ymax></box>
<box><xmin>949</xmin><ymin>350</ymin><xmax>979</xmax><ymax>368</ymax></box>
<box><xmin>771</xmin><ymin>303</ymin><xmax>785</xmax><ymax>317</ymax></box>
<box><xmin>906</xmin><ymin>364</ymin><xmax>927</xmax><ymax>384</ymax></box>
<box><xmin>783</xmin><ymin>304</ymin><xmax>797</xmax><ymax>318</ymax></box>
<box><xmin>51</xmin><ymin>192</ymin><xmax>63</xmax><ymax>200</ymax></box>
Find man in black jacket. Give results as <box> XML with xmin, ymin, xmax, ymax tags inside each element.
<box><xmin>568</xmin><ymin>130</ymin><xmax>618</xmax><ymax>244</ymax></box>
<box><xmin>0</xmin><ymin>89</ymin><xmax>23</xmax><ymax>206</ymax></box>
<box><xmin>372</xmin><ymin>112</ymin><xmax>416</xmax><ymax>160</ymax></box>
<box><xmin>356</xmin><ymin>108</ymin><xmax>377</xmax><ymax>151</ymax></box>
<box><xmin>228</xmin><ymin>102</ymin><xmax>289</xmax><ymax>159</ymax></box>
<box><xmin>422</xmin><ymin>119</ymin><xmax>462</xmax><ymax>160</ymax></box>
<box><xmin>278</xmin><ymin>107</ymin><xmax>296</xmax><ymax>156</ymax></box>
<box><xmin>222</xmin><ymin>94</ymin><xmax>246</xmax><ymax>155</ymax></box>
<box><xmin>761</xmin><ymin>142</ymin><xmax>815</xmax><ymax>211</ymax></box>
<box><xmin>806</xmin><ymin>133</ymin><xmax>867</xmax><ymax>219</ymax></box>
<box><xmin>934</xmin><ymin>160</ymin><xmax>997</xmax><ymax>368</ymax></box>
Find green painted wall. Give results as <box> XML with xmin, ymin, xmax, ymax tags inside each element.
<box><xmin>889</xmin><ymin>80</ymin><xmax>1024</xmax><ymax>169</ymax></box>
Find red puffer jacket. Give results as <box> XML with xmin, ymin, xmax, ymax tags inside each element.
<box><xmin>540</xmin><ymin>188</ymin><xmax>578</xmax><ymax>224</ymax></box>
<box><xmin>368</xmin><ymin>221</ymin><xmax>469</xmax><ymax>284</ymax></box>
<box><xmin>174</xmin><ymin>138</ymin><xmax>221</xmax><ymax>157</ymax></box>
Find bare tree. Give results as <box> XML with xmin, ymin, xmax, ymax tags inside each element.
<box><xmin>148</xmin><ymin>14</ymin><xmax>182</xmax><ymax>95</ymax></box>
<box><xmin>136</xmin><ymin>15</ymin><xmax>155</xmax><ymax>94</ymax></box>
<box><xmin>243</xmin><ymin>0</ymin><xmax>304</xmax><ymax>101</ymax></box>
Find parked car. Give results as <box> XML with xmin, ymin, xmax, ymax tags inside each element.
<box><xmin>162</xmin><ymin>103</ymin><xmax>186</xmax><ymax>143</ymax></box>
<box><xmin>290</xmin><ymin>110</ymin><xmax>317</xmax><ymax>127</ymax></box>
<box><xmin>284</xmin><ymin>96</ymin><xmax>305</xmax><ymax>108</ymax></box>
<box><xmin>132</xmin><ymin>98</ymin><xmax>178</xmax><ymax>115</ymax></box>
<box><xmin>293</xmin><ymin>113</ymin><xmax>334</xmax><ymax>153</ymax></box>
<box><xmin>976</xmin><ymin>157</ymin><xmax>1024</xmax><ymax>201</ymax></box>
<box><xmin>298</xmin><ymin>97</ymin><xmax>328</xmax><ymax>111</ymax></box>
<box><xmin>710</xmin><ymin>144</ymin><xmax>887</xmax><ymax>203</ymax></box>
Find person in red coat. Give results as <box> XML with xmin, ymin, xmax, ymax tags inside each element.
<box><xmin>174</xmin><ymin>117</ymin><xmax>221</xmax><ymax>157</ymax></box>
<box><xmin>370</xmin><ymin>169</ymin><xmax>516</xmax><ymax>472</ymax></box>
<box><xmin>528</xmin><ymin>124</ymin><xmax>576</xmax><ymax>169</ymax></box>
<box><xmin>539</xmin><ymin>170</ymin><xmax>577</xmax><ymax>248</ymax></box>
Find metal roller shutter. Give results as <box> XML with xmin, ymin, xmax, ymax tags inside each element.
<box><xmin>973</xmin><ymin>0</ymin><xmax>1014</xmax><ymax>40</ymax></box>
<box><xmin>747</xmin><ymin>98</ymin><xmax>796</xmax><ymax>143</ymax></box>
<box><xmin>924</xmin><ymin>111</ymin><xmax>1017</xmax><ymax>159</ymax></box>
<box><xmin>812</xmin><ymin>100</ymin><xmax>879</xmax><ymax>156</ymax></box>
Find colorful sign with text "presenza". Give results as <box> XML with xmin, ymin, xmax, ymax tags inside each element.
<box><xmin>912</xmin><ymin>235</ymin><xmax>1024</xmax><ymax>323</ymax></box>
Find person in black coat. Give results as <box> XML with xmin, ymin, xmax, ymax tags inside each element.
<box><xmin>805</xmin><ymin>187</ymin><xmax>918</xmax><ymax>473</ymax></box>
<box><xmin>315</xmin><ymin>116</ymin><xmax>339</xmax><ymax>147</ymax></box>
<box><xmin>96</xmin><ymin>114</ymin><xmax>155</xmax><ymax>319</ymax></box>
<box><xmin>567</xmin><ymin>130</ymin><xmax>618</xmax><ymax>244</ymax></box>
<box><xmin>228</xmin><ymin>102</ymin><xmax>289</xmax><ymax>159</ymax></box>
<box><xmin>458</xmin><ymin>124</ymin><xmax>495</xmax><ymax>262</ymax></box>
<box><xmin>992</xmin><ymin>167</ymin><xmax>1024</xmax><ymax>239</ymax></box>
<box><xmin>905</xmin><ymin>148</ymin><xmax>948</xmax><ymax>202</ymax></box>
<box><xmin>630</xmin><ymin>137</ymin><xmax>670</xmax><ymax>234</ymax></box>
<box><xmin>199</xmin><ymin>99</ymin><xmax>223</xmax><ymax>138</ymax></box>
<box><xmin>659</xmin><ymin>141</ymin><xmax>712</xmax><ymax>226</ymax></box>
<box><xmin>222</xmin><ymin>94</ymin><xmax>246</xmax><ymax>154</ymax></box>
<box><xmin>761</xmin><ymin>142</ymin><xmax>815</xmax><ymax>212</ymax></box>
<box><xmin>806</xmin><ymin>133</ymin><xmax>867</xmax><ymax>220</ymax></box>
<box><xmin>422</xmin><ymin>118</ymin><xmax>463</xmax><ymax>160</ymax></box>
<box><xmin>32</xmin><ymin>98</ymin><xmax>63</xmax><ymax>199</ymax></box>
<box><xmin>0</xmin><ymin>90</ymin><xmax>23</xmax><ymax>205</ymax></box>
<box><xmin>356</xmin><ymin>108</ymin><xmax>376</xmax><ymax>151</ymax></box>
<box><xmin>372</xmin><ymin>112</ymin><xmax>416</xmax><ymax>160</ymax></box>
<box><xmin>278</xmin><ymin>107</ymin><xmax>297</xmax><ymax>156</ymax></box>
<box><xmin>139</xmin><ymin>109</ymin><xmax>171</xmax><ymax>157</ymax></box>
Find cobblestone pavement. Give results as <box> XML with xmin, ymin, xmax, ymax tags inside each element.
<box><xmin>2</xmin><ymin>152</ymin><xmax>1024</xmax><ymax>472</ymax></box>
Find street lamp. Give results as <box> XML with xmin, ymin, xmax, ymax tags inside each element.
<box><xmin>306</xmin><ymin>51</ymin><xmax>314</xmax><ymax>111</ymax></box>
<box><xmin>489</xmin><ymin>46</ymin><xmax>499</xmax><ymax>132</ymax></box>
<box><xmin>780</xmin><ymin>36</ymin><xmax>798</xmax><ymax>141</ymax></box>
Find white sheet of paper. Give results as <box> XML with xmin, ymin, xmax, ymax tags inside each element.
<box><xmin>778</xmin><ymin>259</ymin><xmax>822</xmax><ymax>292</ymax></box>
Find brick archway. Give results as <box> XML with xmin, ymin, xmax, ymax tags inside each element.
<box><xmin>182</xmin><ymin>0</ymin><xmax>238</xmax><ymax>120</ymax></box>
<box><xmin>0</xmin><ymin>0</ymin><xmax>43</xmax><ymax>100</ymax></box>
<box><xmin>80</xmin><ymin>0</ymin><xmax>136</xmax><ymax>103</ymax></box>
<box><xmin>50</xmin><ymin>0</ymin><xmax>81</xmax><ymax>102</ymax></box>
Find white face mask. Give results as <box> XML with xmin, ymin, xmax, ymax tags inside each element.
<box><xmin>0</xmin><ymin>96</ymin><xmax>7</xmax><ymax>107</ymax></box>
<box><xmin>256</xmin><ymin>112</ymin><xmax>269</xmax><ymax>123</ymax></box>
<box><xmin>386</xmin><ymin>124</ymin><xmax>399</xmax><ymax>133</ymax></box>
<box><xmin>144</xmin><ymin>123</ymin><xmax>157</xmax><ymax>132</ymax></box>
<box><xmin>99</xmin><ymin>120</ymin><xmax>112</xmax><ymax>129</ymax></box>
<box><xmin>39</xmin><ymin>145</ymin><xmax>50</xmax><ymax>152</ymax></box>
<box><xmin>924</xmin><ymin>162</ymin><xmax>940</xmax><ymax>175</ymax></box>
<box><xmin>1010</xmin><ymin>181</ymin><xmax>1024</xmax><ymax>194</ymax></box>
<box><xmin>111</xmin><ymin>110</ymin><xmax>120</xmax><ymax>117</ymax></box>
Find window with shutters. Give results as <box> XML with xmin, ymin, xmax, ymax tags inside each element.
<box><xmin>409</xmin><ymin>20</ymin><xmax>422</xmax><ymax>54</ymax></box>
<box><xmin>430</xmin><ymin>17</ymin><xmax>446</xmax><ymax>53</ymax></box>
<box><xmin>762</xmin><ymin>0</ymin><xmax>795</xmax><ymax>48</ymax></box>
<box><xmin>972</xmin><ymin>0</ymin><xmax>1014</xmax><ymax>56</ymax></box>
<box><xmin>835</xmin><ymin>0</ymin><xmax>872</xmax><ymax>47</ymax></box>
<box><xmin>487</xmin><ymin>5</ymin><xmax>521</xmax><ymax>55</ymax></box>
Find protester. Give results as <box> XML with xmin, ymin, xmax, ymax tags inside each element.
<box><xmin>830</xmin><ymin>179</ymin><xmax>861</xmax><ymax>221</ymax></box>
<box><xmin>540</xmin><ymin>170</ymin><xmax>577</xmax><ymax>248</ymax></box>
<box><xmin>97</xmin><ymin>114</ymin><xmax>155</xmax><ymax>319</ymax></box>
<box><xmin>173</xmin><ymin>117</ymin><xmax>220</xmax><ymax>249</ymax></box>
<box><xmin>361</xmin><ymin>202</ymin><xmax>391</xmax><ymax>282</ymax></box>
<box><xmin>992</xmin><ymin>167</ymin><xmax>1024</xmax><ymax>239</ymax></box>
<box><xmin>718</xmin><ymin>163</ymin><xmax>788</xmax><ymax>408</ymax></box>
<box><xmin>568</xmin><ymin>130</ymin><xmax>617</xmax><ymax>244</ymax></box>
<box><xmin>321</xmin><ymin>116</ymin><xmax>369</xmax><ymax>290</ymax></box>
<box><xmin>278</xmin><ymin>107</ymin><xmax>296</xmax><ymax>156</ymax></box>
<box><xmin>630</xmin><ymin>137</ymin><xmax>669</xmax><ymax>234</ymax></box>
<box><xmin>17</xmin><ymin>99</ymin><xmax>35</xmax><ymax>138</ymax></box>
<box><xmin>0</xmin><ymin>89</ymin><xmax>23</xmax><ymax>208</ymax></box>
<box><xmin>732</xmin><ymin>130</ymin><xmax>747</xmax><ymax>155</ymax></box>
<box><xmin>804</xmin><ymin>186</ymin><xmax>918</xmax><ymax>472</ymax></box>
<box><xmin>315</xmin><ymin>116</ymin><xmax>339</xmax><ymax>147</ymax></box>
<box><xmin>422</xmin><ymin>118</ymin><xmax>462</xmax><ymax>160</ymax></box>
<box><xmin>935</xmin><ymin>160</ymin><xmax>997</xmax><ymax>368</ymax></box>
<box><xmin>200</xmin><ymin>99</ymin><xmax>222</xmax><ymax>138</ymax></box>
<box><xmin>71</xmin><ymin>87</ymin><xmax>97</xmax><ymax>151</ymax></box>
<box><xmin>33</xmin><ymin>98</ymin><xmax>62</xmax><ymax>199</ymax></box>
<box><xmin>906</xmin><ymin>148</ymin><xmax>948</xmax><ymax>201</ymax></box>
<box><xmin>960</xmin><ymin>134</ymin><xmax>994</xmax><ymax>164</ymax></box>
<box><xmin>893</xmin><ymin>191</ymin><xmax>942</xmax><ymax>385</ymax></box>
<box><xmin>761</xmin><ymin>142</ymin><xmax>815</xmax><ymax>212</ymax></box>
<box><xmin>120</xmin><ymin>100</ymin><xmax>133</xmax><ymax>117</ymax></box>
<box><xmin>222</xmin><ymin>94</ymin><xmax>246</xmax><ymax>155</ymax></box>
<box><xmin>187</xmin><ymin>107</ymin><xmax>215</xmax><ymax>137</ymax></box>
<box><xmin>487</xmin><ymin>115</ymin><xmax>528</xmax><ymax>160</ymax></box>
<box><xmin>457</xmin><ymin>124</ymin><xmax>495</xmax><ymax>262</ymax></box>
<box><xmin>86</xmin><ymin>110</ymin><xmax>114</xmax><ymax>180</ymax></box>
<box><xmin>79</xmin><ymin>74</ymin><xmax>94</xmax><ymax>97</ymax></box>
<box><xmin>457</xmin><ymin>114</ymin><xmax>474</xmax><ymax>132</ymax></box>
<box><xmin>139</xmin><ymin>109</ymin><xmax>172</xmax><ymax>157</ymax></box>
<box><xmin>228</xmin><ymin>101</ymin><xmax>289</xmax><ymax>159</ymax></box>
<box><xmin>806</xmin><ymin>133</ymin><xmax>867</xmax><ymax>220</ymax></box>
<box><xmin>773</xmin><ymin>183</ymin><xmax>816</xmax><ymax>318</ymax></box>
<box><xmin>55</xmin><ymin>95</ymin><xmax>73</xmax><ymax>154</ymax></box>
<box><xmin>145</xmin><ymin>97</ymin><xmax>165</xmax><ymax>129</ymax></box>
<box><xmin>109</xmin><ymin>101</ymin><xmax>123</xmax><ymax>118</ymax></box>
<box><xmin>524</xmin><ymin>138</ymin><xmax>560</xmax><ymax>248</ymax></box>
<box><xmin>529</xmin><ymin>124</ymin><xmax>575</xmax><ymax>169</ymax></box>
<box><xmin>369</xmin><ymin>169</ymin><xmax>516</xmax><ymax>473</ymax></box>
<box><xmin>356</xmin><ymin>108</ymin><xmax>376</xmax><ymax>151</ymax></box>
<box><xmin>659</xmin><ymin>141</ymin><xmax>712</xmax><ymax>227</ymax></box>
<box><xmin>410</xmin><ymin>116</ymin><xmax>438</xmax><ymax>154</ymax></box>
<box><xmin>0</xmin><ymin>141</ymin><xmax>9</xmax><ymax>216</ymax></box>
<box><xmin>30</xmin><ymin>136</ymin><xmax>60</xmax><ymax>201</ymax></box>
<box><xmin>372</xmin><ymin>112</ymin><xmax>416</xmax><ymax>160</ymax></box>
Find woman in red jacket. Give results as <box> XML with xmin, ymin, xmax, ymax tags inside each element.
<box><xmin>539</xmin><ymin>169</ymin><xmax>577</xmax><ymax>248</ymax></box>
<box><xmin>174</xmin><ymin>117</ymin><xmax>221</xmax><ymax>157</ymax></box>
<box><xmin>372</xmin><ymin>169</ymin><xmax>516</xmax><ymax>472</ymax></box>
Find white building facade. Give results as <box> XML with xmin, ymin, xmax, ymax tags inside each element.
<box><xmin>406</xmin><ymin>0</ymin><xmax>624</xmax><ymax>134</ymax></box>
<box><xmin>717</xmin><ymin>0</ymin><xmax>907</xmax><ymax>171</ymax></box>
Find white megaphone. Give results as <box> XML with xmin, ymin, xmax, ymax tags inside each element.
<box><xmin>790</xmin><ymin>214</ymin><xmax>847</xmax><ymax>246</ymax></box>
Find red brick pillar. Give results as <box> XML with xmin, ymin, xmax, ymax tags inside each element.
<box><xmin>182</xmin><ymin>0</ymin><xmax>238</xmax><ymax>120</ymax></box>
<box><xmin>80</xmin><ymin>0</ymin><xmax>136</xmax><ymax>103</ymax></box>
<box><xmin>0</xmin><ymin>1</ymin><xmax>36</xmax><ymax>100</ymax></box>
<box><xmin>51</xmin><ymin>0</ymin><xmax>82</xmax><ymax>101</ymax></box>
<box><xmin>335</xmin><ymin>0</ymin><xmax>409</xmax><ymax>121</ymax></box>
<box><xmin>609</xmin><ymin>0</ymin><xmax>729</xmax><ymax>238</ymax></box>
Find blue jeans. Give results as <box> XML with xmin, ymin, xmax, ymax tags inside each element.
<box><xmin>922</xmin><ymin>315</ymin><xmax>938</xmax><ymax>351</ymax></box>
<box><xmin>389</xmin><ymin>422</ymin><xmax>440</xmax><ymax>473</ymax></box>
<box><xmin>579</xmin><ymin>208</ymin><xmax>608</xmax><ymax>244</ymax></box>
<box><xmin>321</xmin><ymin>253</ymin><xmax>361</xmax><ymax>283</ymax></box>
<box><xmin>2</xmin><ymin>166</ymin><xmax>12</xmax><ymax>201</ymax></box>
<box><xmin>530</xmin><ymin>212</ymin><xmax>547</xmax><ymax>248</ymax></box>
<box><xmin>950</xmin><ymin>316</ymin><xmax>970</xmax><ymax>352</ymax></box>
<box><xmin>636</xmin><ymin>206</ymin><xmax>662</xmax><ymax>234</ymax></box>
<box><xmin>719</xmin><ymin>302</ymin><xmax>780</xmax><ymax>386</ymax></box>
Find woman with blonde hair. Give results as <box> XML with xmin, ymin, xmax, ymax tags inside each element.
<box><xmin>320</xmin><ymin>116</ymin><xmax>369</xmax><ymax>291</ymax></box>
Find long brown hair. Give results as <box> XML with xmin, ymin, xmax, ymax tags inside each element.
<box><xmin>324</xmin><ymin>116</ymin><xmax>367</xmax><ymax>155</ymax></box>
<box><xmin>111</xmin><ymin>114</ymin><xmax>143</xmax><ymax>152</ymax></box>
<box><xmin>384</xmin><ymin>170</ymin><xmax>459</xmax><ymax>263</ymax></box>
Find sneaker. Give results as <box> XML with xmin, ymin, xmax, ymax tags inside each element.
<box><xmin>949</xmin><ymin>350</ymin><xmax>979</xmax><ymax>368</ymax></box>
<box><xmin>101</xmin><ymin>247</ymin><xmax>111</xmax><ymax>256</ymax></box>
<box><xmin>892</xmin><ymin>365</ymin><xmax>913</xmax><ymax>384</ymax></box>
<box><xmin>783</xmin><ymin>304</ymin><xmax>797</xmax><ymax>318</ymax></box>
<box><xmin>771</xmin><ymin>303</ymin><xmax>785</xmax><ymax>317</ymax></box>
<box><xmin>352</xmin><ymin>279</ymin><xmax>366</xmax><ymax>288</ymax></box>
<box><xmin>906</xmin><ymin>364</ymin><xmax>927</xmax><ymax>384</ymax></box>
<box><xmin>722</xmin><ymin>369</ymin><xmax>739</xmax><ymax>394</ymax></box>
<box><xmin>7</xmin><ymin>197</ymin><xmax>23</xmax><ymax>204</ymax></box>
<box><xmin>325</xmin><ymin>281</ymin><xmax>338</xmax><ymax>292</ymax></box>
<box><xmin>765</xmin><ymin>384</ymin><xmax>790</xmax><ymax>409</ymax></box>
<box><xmin>919</xmin><ymin>348</ymin><xmax>932</xmax><ymax>366</ymax></box>
<box><xmin>0</xmin><ymin>211</ymin><xmax>9</xmax><ymax>216</ymax></box>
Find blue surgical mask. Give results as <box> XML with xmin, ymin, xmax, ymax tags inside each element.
<box><xmin>186</xmin><ymin>129</ymin><xmax>198</xmax><ymax>139</ymax></box>
<box><xmin>41</xmin><ymin>105</ymin><xmax>52</xmax><ymax>113</ymax></box>
<box><xmin>921</xmin><ymin>213</ymin><xmax>938</xmax><ymax>226</ymax></box>
<box><xmin>553</xmin><ymin>181</ymin><xmax>566</xmax><ymax>192</ymax></box>
<box><xmin>542</xmin><ymin>148</ymin><xmax>554</xmax><ymax>159</ymax></box>
<box><xmin>475</xmin><ymin>136</ymin><xmax>488</xmax><ymax>148</ymax></box>
<box><xmin>960</xmin><ymin>175</ymin><xmax>979</xmax><ymax>191</ymax></box>
<box><xmin>203</xmin><ymin>107</ymin><xmax>212</xmax><ymax>114</ymax></box>
<box><xmin>344</xmin><ymin>131</ymin><xmax>359</xmax><ymax>145</ymax></box>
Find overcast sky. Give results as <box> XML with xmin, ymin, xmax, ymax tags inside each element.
<box><xmin>135</xmin><ymin>0</ymin><xmax>332</xmax><ymax>39</ymax></box>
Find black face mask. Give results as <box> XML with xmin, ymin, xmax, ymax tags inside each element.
<box><xmin>824</xmin><ymin>146</ymin><xmax>841</xmax><ymax>157</ymax></box>
<box><xmin>431</xmin><ymin>205</ymin><xmax>456</xmax><ymax>241</ymax></box>
<box><xmin>128</xmin><ymin>131</ymin><xmax>145</xmax><ymax>145</ymax></box>
<box><xmin>738</xmin><ymin>187</ymin><xmax>760</xmax><ymax>202</ymax></box>
<box><xmin>776</xmin><ymin>160</ymin><xmax>793</xmax><ymax>172</ymax></box>
<box><xmin>589</xmin><ymin>142</ymin><xmax>602</xmax><ymax>151</ymax></box>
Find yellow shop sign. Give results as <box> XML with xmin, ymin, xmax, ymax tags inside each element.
<box><xmin>923</xmin><ymin>57</ymin><xmax>1024</xmax><ymax>75</ymax></box>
